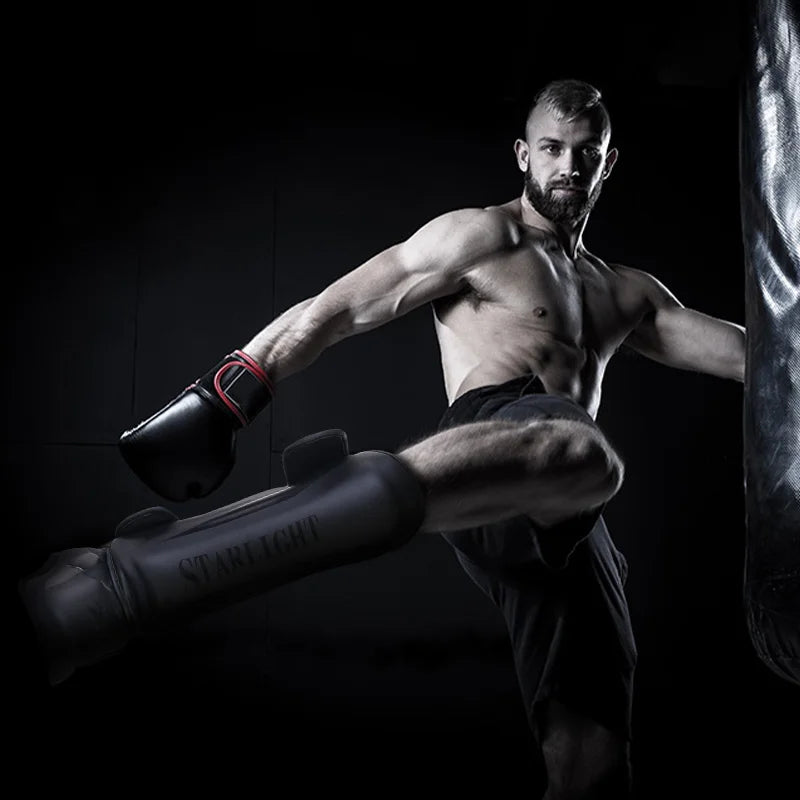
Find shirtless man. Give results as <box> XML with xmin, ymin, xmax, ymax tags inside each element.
<box><xmin>22</xmin><ymin>79</ymin><xmax>746</xmax><ymax>799</ymax></box>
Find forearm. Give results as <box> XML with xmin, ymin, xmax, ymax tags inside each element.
<box><xmin>240</xmin><ymin>296</ymin><xmax>351</xmax><ymax>384</ymax></box>
<box><xmin>696</xmin><ymin>315</ymin><xmax>746</xmax><ymax>382</ymax></box>
<box><xmin>631</xmin><ymin>307</ymin><xmax>747</xmax><ymax>383</ymax></box>
<box><xmin>726</xmin><ymin>321</ymin><xmax>746</xmax><ymax>383</ymax></box>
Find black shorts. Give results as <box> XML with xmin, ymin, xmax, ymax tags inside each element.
<box><xmin>438</xmin><ymin>375</ymin><xmax>637</xmax><ymax>742</ymax></box>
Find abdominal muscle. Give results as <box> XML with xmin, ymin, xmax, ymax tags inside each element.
<box><xmin>433</xmin><ymin>304</ymin><xmax>605</xmax><ymax>418</ymax></box>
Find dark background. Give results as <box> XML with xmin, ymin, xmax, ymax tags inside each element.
<box><xmin>7</xmin><ymin>3</ymin><xmax>799</xmax><ymax>797</ymax></box>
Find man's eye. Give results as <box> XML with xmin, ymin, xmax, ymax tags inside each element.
<box><xmin>584</xmin><ymin>147</ymin><xmax>601</xmax><ymax>159</ymax></box>
<box><xmin>543</xmin><ymin>145</ymin><xmax>560</xmax><ymax>154</ymax></box>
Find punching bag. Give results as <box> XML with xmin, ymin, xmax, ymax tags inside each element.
<box><xmin>740</xmin><ymin>0</ymin><xmax>800</xmax><ymax>686</ymax></box>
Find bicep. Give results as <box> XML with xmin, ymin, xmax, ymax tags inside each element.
<box><xmin>310</xmin><ymin>243</ymin><xmax>464</xmax><ymax>336</ymax></box>
<box><xmin>620</xmin><ymin>267</ymin><xmax>685</xmax><ymax>360</ymax></box>
<box><xmin>309</xmin><ymin>209</ymin><xmax>505</xmax><ymax>336</ymax></box>
<box><xmin>625</xmin><ymin>305</ymin><xmax>704</xmax><ymax>365</ymax></box>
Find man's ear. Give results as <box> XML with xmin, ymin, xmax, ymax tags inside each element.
<box><xmin>514</xmin><ymin>138</ymin><xmax>529</xmax><ymax>172</ymax></box>
<box><xmin>602</xmin><ymin>147</ymin><xmax>619</xmax><ymax>179</ymax></box>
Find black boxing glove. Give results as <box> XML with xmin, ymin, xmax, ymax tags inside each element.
<box><xmin>119</xmin><ymin>350</ymin><xmax>274</xmax><ymax>501</ymax></box>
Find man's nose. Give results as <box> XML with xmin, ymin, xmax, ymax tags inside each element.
<box><xmin>559</xmin><ymin>152</ymin><xmax>582</xmax><ymax>179</ymax></box>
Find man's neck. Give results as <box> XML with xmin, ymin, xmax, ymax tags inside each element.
<box><xmin>518</xmin><ymin>194</ymin><xmax>589</xmax><ymax>259</ymax></box>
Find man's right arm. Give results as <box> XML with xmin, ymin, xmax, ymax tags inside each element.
<box><xmin>119</xmin><ymin>207</ymin><xmax>510</xmax><ymax>500</ymax></box>
<box><xmin>242</xmin><ymin>207</ymin><xmax>511</xmax><ymax>383</ymax></box>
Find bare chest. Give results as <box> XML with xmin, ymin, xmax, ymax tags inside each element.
<box><xmin>437</xmin><ymin>243</ymin><xmax>642</xmax><ymax>357</ymax></box>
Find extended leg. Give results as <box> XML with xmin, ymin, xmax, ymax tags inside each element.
<box><xmin>21</xmin><ymin>413</ymin><xmax>623</xmax><ymax>684</ymax></box>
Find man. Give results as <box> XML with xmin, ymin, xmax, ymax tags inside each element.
<box><xmin>24</xmin><ymin>79</ymin><xmax>746</xmax><ymax>799</ymax></box>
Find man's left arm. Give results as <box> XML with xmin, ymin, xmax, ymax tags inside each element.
<box><xmin>618</xmin><ymin>266</ymin><xmax>746</xmax><ymax>383</ymax></box>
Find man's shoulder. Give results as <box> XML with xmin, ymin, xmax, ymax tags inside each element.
<box><xmin>483</xmin><ymin>199</ymin><xmax>524</xmax><ymax>229</ymax></box>
<box><xmin>435</xmin><ymin>202</ymin><xmax>519</xmax><ymax>231</ymax></box>
<box><xmin>415</xmin><ymin>203</ymin><xmax>519</xmax><ymax>255</ymax></box>
<box><xmin>607</xmin><ymin>262</ymin><xmax>663</xmax><ymax>289</ymax></box>
<box><xmin>604</xmin><ymin>262</ymin><xmax>679</xmax><ymax>310</ymax></box>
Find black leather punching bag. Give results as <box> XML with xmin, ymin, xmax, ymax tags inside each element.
<box><xmin>740</xmin><ymin>0</ymin><xmax>800</xmax><ymax>686</ymax></box>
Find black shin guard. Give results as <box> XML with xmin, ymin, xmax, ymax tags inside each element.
<box><xmin>20</xmin><ymin>429</ymin><xmax>426</xmax><ymax>685</ymax></box>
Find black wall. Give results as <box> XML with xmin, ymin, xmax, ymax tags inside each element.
<box><xmin>8</xmin><ymin>5</ymin><xmax>799</xmax><ymax>797</ymax></box>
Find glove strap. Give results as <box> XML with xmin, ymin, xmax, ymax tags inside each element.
<box><xmin>192</xmin><ymin>350</ymin><xmax>274</xmax><ymax>428</ymax></box>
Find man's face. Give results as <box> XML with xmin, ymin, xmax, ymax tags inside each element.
<box><xmin>516</xmin><ymin>107</ymin><xmax>617</xmax><ymax>226</ymax></box>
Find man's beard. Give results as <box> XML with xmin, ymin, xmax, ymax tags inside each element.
<box><xmin>524</xmin><ymin>168</ymin><xmax>604</xmax><ymax>225</ymax></box>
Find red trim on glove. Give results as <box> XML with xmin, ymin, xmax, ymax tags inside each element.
<box><xmin>233</xmin><ymin>350</ymin><xmax>275</xmax><ymax>394</ymax></box>
<box><xmin>213</xmin><ymin>363</ymin><xmax>249</xmax><ymax>426</ymax></box>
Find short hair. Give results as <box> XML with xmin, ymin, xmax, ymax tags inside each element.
<box><xmin>525</xmin><ymin>79</ymin><xmax>611</xmax><ymax>139</ymax></box>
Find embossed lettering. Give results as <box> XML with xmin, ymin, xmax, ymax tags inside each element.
<box><xmin>178</xmin><ymin>514</ymin><xmax>321</xmax><ymax>584</ymax></box>
<box><xmin>178</xmin><ymin>557</ymin><xmax>198</xmax><ymax>583</ymax></box>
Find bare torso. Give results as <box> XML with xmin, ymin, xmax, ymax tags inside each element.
<box><xmin>432</xmin><ymin>200</ymin><xmax>651</xmax><ymax>418</ymax></box>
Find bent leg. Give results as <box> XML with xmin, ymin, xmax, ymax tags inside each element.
<box><xmin>445</xmin><ymin>515</ymin><xmax>636</xmax><ymax>797</ymax></box>
<box><xmin>397</xmin><ymin>417</ymin><xmax>624</xmax><ymax>533</ymax></box>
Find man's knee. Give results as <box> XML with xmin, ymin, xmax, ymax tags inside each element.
<box><xmin>525</xmin><ymin>419</ymin><xmax>624</xmax><ymax>507</ymax></box>
<box><xmin>540</xmin><ymin>701</ymin><xmax>632</xmax><ymax>798</ymax></box>
<box><xmin>574</xmin><ymin>427</ymin><xmax>624</xmax><ymax>501</ymax></box>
